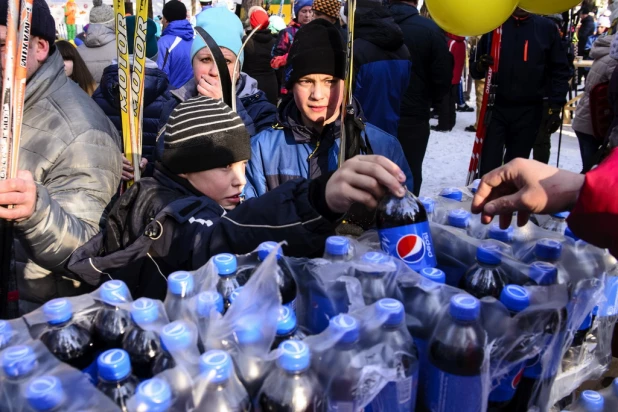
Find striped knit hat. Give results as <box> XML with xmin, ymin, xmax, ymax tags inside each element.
<box><xmin>162</xmin><ymin>96</ymin><xmax>250</xmax><ymax>174</ymax></box>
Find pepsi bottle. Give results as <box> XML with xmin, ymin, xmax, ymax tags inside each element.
<box><xmin>460</xmin><ymin>242</ymin><xmax>508</xmax><ymax>299</ymax></box>
<box><xmin>122</xmin><ymin>298</ymin><xmax>165</xmax><ymax>380</ymax></box>
<box><xmin>355</xmin><ymin>251</ymin><xmax>396</xmax><ymax>305</ymax></box>
<box><xmin>94</xmin><ymin>280</ymin><xmax>134</xmax><ymax>350</ymax></box>
<box><xmin>426</xmin><ymin>294</ymin><xmax>486</xmax><ymax>412</ymax></box>
<box><xmin>195</xmin><ymin>350</ymin><xmax>250</xmax><ymax>411</ymax></box>
<box><xmin>133</xmin><ymin>378</ymin><xmax>173</xmax><ymax>412</ymax></box>
<box><xmin>196</xmin><ymin>290</ymin><xmax>224</xmax><ymax>352</ymax></box>
<box><xmin>488</xmin><ymin>223</ymin><xmax>514</xmax><ymax>244</ymax></box>
<box><xmin>520</xmin><ymin>239</ymin><xmax>563</xmax><ymax>265</ymax></box>
<box><xmin>273</xmin><ymin>306</ymin><xmax>306</xmax><ymax>350</ymax></box>
<box><xmin>488</xmin><ymin>285</ymin><xmax>531</xmax><ymax>410</ymax></box>
<box><xmin>447</xmin><ymin>208</ymin><xmax>471</xmax><ymax>233</ymax></box>
<box><xmin>439</xmin><ymin>187</ymin><xmax>463</xmax><ymax>202</ymax></box>
<box><xmin>259</xmin><ymin>340</ymin><xmax>323</xmax><ymax>412</ymax></box>
<box><xmin>541</xmin><ymin>212</ymin><xmax>569</xmax><ymax>235</ymax></box>
<box><xmin>153</xmin><ymin>320</ymin><xmax>200</xmax><ymax>376</ymax></box>
<box><xmin>256</xmin><ymin>242</ymin><xmax>298</xmax><ymax>312</ymax></box>
<box><xmin>419</xmin><ymin>197</ymin><xmax>435</xmax><ymax>222</ymax></box>
<box><xmin>164</xmin><ymin>271</ymin><xmax>196</xmax><ymax>321</ymax></box>
<box><xmin>376</xmin><ymin>189</ymin><xmax>436</xmax><ymax>272</ymax></box>
<box><xmin>213</xmin><ymin>253</ymin><xmax>241</xmax><ymax>310</ymax></box>
<box><xmin>39</xmin><ymin>298</ymin><xmax>96</xmax><ymax>374</ymax></box>
<box><xmin>565</xmin><ymin>227</ymin><xmax>580</xmax><ymax>242</ymax></box>
<box><xmin>525</xmin><ymin>261</ymin><xmax>559</xmax><ymax>287</ymax></box>
<box><xmin>229</xmin><ymin>287</ymin><xmax>243</xmax><ymax>305</ymax></box>
<box><xmin>0</xmin><ymin>344</ymin><xmax>38</xmax><ymax>411</ymax></box>
<box><xmin>323</xmin><ymin>236</ymin><xmax>352</xmax><ymax>262</ymax></box>
<box><xmin>25</xmin><ymin>376</ymin><xmax>67</xmax><ymax>412</ymax></box>
<box><xmin>0</xmin><ymin>320</ymin><xmax>13</xmax><ymax>350</ymax></box>
<box><xmin>419</xmin><ymin>267</ymin><xmax>446</xmax><ymax>284</ymax></box>
<box><xmin>366</xmin><ymin>299</ymin><xmax>419</xmax><ymax>412</ymax></box>
<box><xmin>96</xmin><ymin>349</ymin><xmax>139</xmax><ymax>411</ymax></box>
<box><xmin>572</xmin><ymin>312</ymin><xmax>593</xmax><ymax>347</ymax></box>
<box><xmin>574</xmin><ymin>390</ymin><xmax>604</xmax><ymax>412</ymax></box>
<box><xmin>231</xmin><ymin>321</ymin><xmax>268</xmax><ymax>398</ymax></box>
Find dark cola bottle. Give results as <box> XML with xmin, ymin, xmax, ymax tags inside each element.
<box><xmin>376</xmin><ymin>188</ymin><xmax>437</xmax><ymax>272</ymax></box>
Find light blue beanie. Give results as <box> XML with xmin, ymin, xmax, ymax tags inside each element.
<box><xmin>294</xmin><ymin>0</ymin><xmax>313</xmax><ymax>17</ymax></box>
<box><xmin>190</xmin><ymin>7</ymin><xmax>245</xmax><ymax>68</ymax></box>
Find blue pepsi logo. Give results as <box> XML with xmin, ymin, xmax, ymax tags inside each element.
<box><xmin>163</xmin><ymin>321</ymin><xmax>188</xmax><ymax>337</ymax></box>
<box><xmin>132</xmin><ymin>297</ymin><xmax>154</xmax><ymax>311</ymax></box>
<box><xmin>332</xmin><ymin>314</ymin><xmax>357</xmax><ymax>330</ymax></box>
<box><xmin>396</xmin><ymin>234</ymin><xmax>426</xmax><ymax>264</ymax></box>
<box><xmin>139</xmin><ymin>378</ymin><xmax>169</xmax><ymax>398</ymax></box>
<box><xmin>29</xmin><ymin>376</ymin><xmax>60</xmax><ymax>394</ymax></box>
<box><xmin>103</xmin><ymin>280</ymin><xmax>124</xmax><ymax>291</ymax></box>
<box><xmin>169</xmin><ymin>271</ymin><xmax>192</xmax><ymax>282</ymax></box>
<box><xmin>45</xmin><ymin>298</ymin><xmax>69</xmax><ymax>311</ymax></box>
<box><xmin>203</xmin><ymin>350</ymin><xmax>228</xmax><ymax>367</ymax></box>
<box><xmin>278</xmin><ymin>306</ymin><xmax>292</xmax><ymax>322</ymax></box>
<box><xmin>101</xmin><ymin>349</ymin><xmax>126</xmax><ymax>366</ymax></box>
<box><xmin>378</xmin><ymin>298</ymin><xmax>402</xmax><ymax>311</ymax></box>
<box><xmin>280</xmin><ymin>340</ymin><xmax>308</xmax><ymax>356</ymax></box>
<box><xmin>4</xmin><ymin>345</ymin><xmax>33</xmax><ymax>362</ymax></box>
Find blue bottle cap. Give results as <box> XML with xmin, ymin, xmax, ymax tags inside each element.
<box><xmin>42</xmin><ymin>298</ymin><xmax>73</xmax><ymax>325</ymax></box>
<box><xmin>229</xmin><ymin>287</ymin><xmax>243</xmax><ymax>304</ymax></box>
<box><xmin>376</xmin><ymin>298</ymin><xmax>405</xmax><ymax>326</ymax></box>
<box><xmin>329</xmin><ymin>314</ymin><xmax>360</xmax><ymax>344</ymax></box>
<box><xmin>0</xmin><ymin>320</ymin><xmax>13</xmax><ymax>348</ymax></box>
<box><xmin>26</xmin><ymin>376</ymin><xmax>66</xmax><ymax>411</ymax></box>
<box><xmin>131</xmin><ymin>298</ymin><xmax>160</xmax><ymax>324</ymax></box>
<box><xmin>276</xmin><ymin>306</ymin><xmax>298</xmax><ymax>336</ymax></box>
<box><xmin>565</xmin><ymin>227</ymin><xmax>580</xmax><ymax>242</ymax></box>
<box><xmin>97</xmin><ymin>349</ymin><xmax>132</xmax><ymax>382</ymax></box>
<box><xmin>361</xmin><ymin>251</ymin><xmax>394</xmax><ymax>276</ymax></box>
<box><xmin>100</xmin><ymin>279</ymin><xmax>131</xmax><ymax>305</ymax></box>
<box><xmin>447</xmin><ymin>209</ymin><xmax>471</xmax><ymax>229</ymax></box>
<box><xmin>277</xmin><ymin>340</ymin><xmax>310</xmax><ymax>372</ymax></box>
<box><xmin>2</xmin><ymin>345</ymin><xmax>37</xmax><ymax>378</ymax></box>
<box><xmin>257</xmin><ymin>241</ymin><xmax>283</xmax><ymax>261</ymax></box>
<box><xmin>476</xmin><ymin>242</ymin><xmax>502</xmax><ymax>265</ymax></box>
<box><xmin>199</xmin><ymin>350</ymin><xmax>232</xmax><ymax>383</ymax></box>
<box><xmin>551</xmin><ymin>211</ymin><xmax>570</xmax><ymax>219</ymax></box>
<box><xmin>499</xmin><ymin>285</ymin><xmax>530</xmax><ymax>313</ymax></box>
<box><xmin>529</xmin><ymin>262</ymin><xmax>558</xmax><ymax>286</ymax></box>
<box><xmin>420</xmin><ymin>268</ymin><xmax>446</xmax><ymax>284</ymax></box>
<box><xmin>418</xmin><ymin>196</ymin><xmax>435</xmax><ymax>213</ymax></box>
<box><xmin>136</xmin><ymin>378</ymin><xmax>172</xmax><ymax>412</ymax></box>
<box><xmin>440</xmin><ymin>187</ymin><xmax>463</xmax><ymax>201</ymax></box>
<box><xmin>161</xmin><ymin>321</ymin><xmax>193</xmax><ymax>351</ymax></box>
<box><xmin>234</xmin><ymin>322</ymin><xmax>262</xmax><ymax>345</ymax></box>
<box><xmin>470</xmin><ymin>179</ymin><xmax>481</xmax><ymax>194</ymax></box>
<box><xmin>167</xmin><ymin>271</ymin><xmax>195</xmax><ymax>296</ymax></box>
<box><xmin>578</xmin><ymin>312</ymin><xmax>593</xmax><ymax>331</ymax></box>
<box><xmin>213</xmin><ymin>254</ymin><xmax>238</xmax><ymax>276</ymax></box>
<box><xmin>534</xmin><ymin>239</ymin><xmax>563</xmax><ymax>262</ymax></box>
<box><xmin>612</xmin><ymin>377</ymin><xmax>618</xmax><ymax>397</ymax></box>
<box><xmin>450</xmin><ymin>294</ymin><xmax>480</xmax><ymax>322</ymax></box>
<box><xmin>488</xmin><ymin>223</ymin><xmax>514</xmax><ymax>243</ymax></box>
<box><xmin>580</xmin><ymin>390</ymin><xmax>604</xmax><ymax>411</ymax></box>
<box><xmin>197</xmin><ymin>291</ymin><xmax>224</xmax><ymax>317</ymax></box>
<box><xmin>325</xmin><ymin>236</ymin><xmax>350</xmax><ymax>256</ymax></box>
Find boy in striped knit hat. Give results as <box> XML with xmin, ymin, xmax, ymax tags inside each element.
<box><xmin>68</xmin><ymin>96</ymin><xmax>408</xmax><ymax>300</ymax></box>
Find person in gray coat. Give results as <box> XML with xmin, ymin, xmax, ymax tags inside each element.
<box><xmin>77</xmin><ymin>0</ymin><xmax>116</xmax><ymax>86</ymax></box>
<box><xmin>0</xmin><ymin>0</ymin><xmax>122</xmax><ymax>315</ymax></box>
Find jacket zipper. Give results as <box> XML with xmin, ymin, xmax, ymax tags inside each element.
<box><xmin>307</xmin><ymin>139</ymin><xmax>321</xmax><ymax>160</ymax></box>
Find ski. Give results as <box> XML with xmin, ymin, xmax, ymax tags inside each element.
<box><xmin>129</xmin><ymin>0</ymin><xmax>148</xmax><ymax>184</ymax></box>
<box><xmin>466</xmin><ymin>26</ymin><xmax>502</xmax><ymax>185</ymax></box>
<box><xmin>194</xmin><ymin>26</ymin><xmax>233</xmax><ymax>108</ymax></box>
<box><xmin>338</xmin><ymin>0</ymin><xmax>355</xmax><ymax>168</ymax></box>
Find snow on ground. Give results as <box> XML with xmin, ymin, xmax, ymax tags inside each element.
<box><xmin>419</xmin><ymin>97</ymin><xmax>583</xmax><ymax>197</ymax></box>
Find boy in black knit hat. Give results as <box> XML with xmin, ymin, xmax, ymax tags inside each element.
<box><xmin>68</xmin><ymin>96</ymin><xmax>408</xmax><ymax>301</ymax></box>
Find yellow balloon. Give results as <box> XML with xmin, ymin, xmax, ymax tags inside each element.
<box><xmin>519</xmin><ymin>0</ymin><xmax>581</xmax><ymax>15</ymax></box>
<box><xmin>425</xmin><ymin>0</ymin><xmax>518</xmax><ymax>37</ymax></box>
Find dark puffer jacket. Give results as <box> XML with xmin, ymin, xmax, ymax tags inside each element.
<box><xmin>244</xmin><ymin>29</ymin><xmax>278</xmax><ymax>104</ymax></box>
<box><xmin>92</xmin><ymin>62</ymin><xmax>177</xmax><ymax>171</ymax></box>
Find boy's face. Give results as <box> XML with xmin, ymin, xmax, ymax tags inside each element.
<box><xmin>293</xmin><ymin>74</ymin><xmax>344</xmax><ymax>130</ymax></box>
<box><xmin>180</xmin><ymin>161</ymin><xmax>247</xmax><ymax>209</ymax></box>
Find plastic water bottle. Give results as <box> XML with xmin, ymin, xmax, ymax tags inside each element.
<box><xmin>447</xmin><ymin>208</ymin><xmax>471</xmax><ymax>233</ymax></box>
<box><xmin>94</xmin><ymin>280</ymin><xmax>134</xmax><ymax>350</ymax></box>
<box><xmin>574</xmin><ymin>390</ymin><xmax>604</xmax><ymax>412</ymax></box>
<box><xmin>195</xmin><ymin>350</ymin><xmax>250</xmax><ymax>411</ymax></box>
<box><xmin>39</xmin><ymin>298</ymin><xmax>96</xmax><ymax>374</ymax></box>
<box><xmin>272</xmin><ymin>306</ymin><xmax>306</xmax><ymax>350</ymax></box>
<box><xmin>229</xmin><ymin>287</ymin><xmax>243</xmax><ymax>305</ymax></box>
<box><xmin>488</xmin><ymin>285</ymin><xmax>531</xmax><ymax>409</ymax></box>
<box><xmin>488</xmin><ymin>223</ymin><xmax>514</xmax><ymax>244</ymax></box>
<box><xmin>460</xmin><ymin>242</ymin><xmax>508</xmax><ymax>299</ymax></box>
<box><xmin>256</xmin><ymin>242</ymin><xmax>298</xmax><ymax>312</ymax></box>
<box><xmin>440</xmin><ymin>187</ymin><xmax>463</xmax><ymax>202</ymax></box>
<box><xmin>153</xmin><ymin>320</ymin><xmax>199</xmax><ymax>376</ymax></box>
<box><xmin>366</xmin><ymin>299</ymin><xmax>419</xmax><ymax>412</ymax></box>
<box><xmin>0</xmin><ymin>344</ymin><xmax>38</xmax><ymax>411</ymax></box>
<box><xmin>419</xmin><ymin>196</ymin><xmax>435</xmax><ymax>221</ymax></box>
<box><xmin>541</xmin><ymin>211</ymin><xmax>569</xmax><ymax>235</ymax></box>
<box><xmin>426</xmin><ymin>294</ymin><xmax>486</xmax><ymax>412</ymax></box>
<box><xmin>259</xmin><ymin>340</ymin><xmax>323</xmax><ymax>411</ymax></box>
<box><xmin>25</xmin><ymin>376</ymin><xmax>67</xmax><ymax>411</ymax></box>
<box><xmin>355</xmin><ymin>251</ymin><xmax>396</xmax><ymax>305</ymax></box>
<box><xmin>0</xmin><ymin>320</ymin><xmax>13</xmax><ymax>350</ymax></box>
<box><xmin>165</xmin><ymin>271</ymin><xmax>196</xmax><ymax>321</ymax></box>
<box><xmin>96</xmin><ymin>348</ymin><xmax>139</xmax><ymax>410</ymax></box>
<box><xmin>323</xmin><ymin>236</ymin><xmax>352</xmax><ymax>262</ymax></box>
<box><xmin>133</xmin><ymin>378</ymin><xmax>173</xmax><ymax>412</ymax></box>
<box><xmin>214</xmin><ymin>254</ymin><xmax>241</xmax><ymax>310</ymax></box>
<box><xmin>122</xmin><ymin>298</ymin><xmax>164</xmax><ymax>380</ymax></box>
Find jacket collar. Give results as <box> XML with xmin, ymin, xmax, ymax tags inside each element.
<box><xmin>25</xmin><ymin>50</ymin><xmax>67</xmax><ymax>110</ymax></box>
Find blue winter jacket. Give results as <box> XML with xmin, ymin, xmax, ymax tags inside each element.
<box><xmin>245</xmin><ymin>98</ymin><xmax>414</xmax><ymax>198</ymax></box>
<box><xmin>157</xmin><ymin>20</ymin><xmax>194</xmax><ymax>89</ymax></box>
<box><xmin>92</xmin><ymin>62</ymin><xmax>177</xmax><ymax>175</ymax></box>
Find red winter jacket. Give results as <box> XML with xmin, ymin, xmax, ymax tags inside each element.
<box><xmin>447</xmin><ymin>33</ymin><xmax>466</xmax><ymax>85</ymax></box>
<box><xmin>568</xmin><ymin>148</ymin><xmax>618</xmax><ymax>257</ymax></box>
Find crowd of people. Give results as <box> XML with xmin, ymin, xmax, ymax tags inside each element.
<box><xmin>0</xmin><ymin>0</ymin><xmax>616</xmax><ymax>317</ymax></box>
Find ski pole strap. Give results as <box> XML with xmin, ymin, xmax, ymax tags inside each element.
<box><xmin>194</xmin><ymin>26</ymin><xmax>233</xmax><ymax>108</ymax></box>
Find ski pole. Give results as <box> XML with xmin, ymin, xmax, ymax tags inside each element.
<box><xmin>556</xmin><ymin>107</ymin><xmax>564</xmax><ymax>168</ymax></box>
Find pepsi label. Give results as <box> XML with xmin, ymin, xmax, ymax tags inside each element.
<box><xmin>489</xmin><ymin>362</ymin><xmax>525</xmax><ymax>403</ymax></box>
<box><xmin>379</xmin><ymin>221</ymin><xmax>436</xmax><ymax>271</ymax></box>
<box><xmin>426</xmin><ymin>364</ymin><xmax>483</xmax><ymax>412</ymax></box>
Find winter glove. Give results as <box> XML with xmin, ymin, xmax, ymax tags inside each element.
<box><xmin>546</xmin><ymin>105</ymin><xmax>563</xmax><ymax>134</ymax></box>
<box><xmin>476</xmin><ymin>54</ymin><xmax>495</xmax><ymax>73</ymax></box>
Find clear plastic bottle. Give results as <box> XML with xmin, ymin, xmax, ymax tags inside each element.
<box><xmin>96</xmin><ymin>349</ymin><xmax>139</xmax><ymax>410</ymax></box>
<box><xmin>153</xmin><ymin>320</ymin><xmax>199</xmax><ymax>376</ymax></box>
<box><xmin>214</xmin><ymin>254</ymin><xmax>240</xmax><ymax>310</ymax></box>
<box><xmin>447</xmin><ymin>208</ymin><xmax>471</xmax><ymax>233</ymax></box>
<box><xmin>0</xmin><ymin>344</ymin><xmax>38</xmax><ymax>411</ymax></box>
<box><xmin>573</xmin><ymin>390</ymin><xmax>604</xmax><ymax>412</ymax></box>
<box><xmin>541</xmin><ymin>211</ymin><xmax>569</xmax><ymax>235</ymax></box>
<box><xmin>25</xmin><ymin>376</ymin><xmax>67</xmax><ymax>412</ymax></box>
<box><xmin>164</xmin><ymin>271</ymin><xmax>196</xmax><ymax>321</ymax></box>
<box><xmin>256</xmin><ymin>242</ymin><xmax>298</xmax><ymax>313</ymax></box>
<box><xmin>93</xmin><ymin>280</ymin><xmax>134</xmax><ymax>351</ymax></box>
<box><xmin>439</xmin><ymin>187</ymin><xmax>463</xmax><ymax>202</ymax></box>
<box><xmin>272</xmin><ymin>306</ymin><xmax>306</xmax><ymax>350</ymax></box>
<box><xmin>195</xmin><ymin>350</ymin><xmax>250</xmax><ymax>411</ymax></box>
<box><xmin>355</xmin><ymin>251</ymin><xmax>396</xmax><ymax>305</ymax></box>
<box><xmin>133</xmin><ymin>378</ymin><xmax>173</xmax><ymax>412</ymax></box>
<box><xmin>487</xmin><ymin>223</ymin><xmax>514</xmax><ymax>244</ymax></box>
<box><xmin>460</xmin><ymin>242</ymin><xmax>508</xmax><ymax>299</ymax></box>
<box><xmin>122</xmin><ymin>298</ymin><xmax>164</xmax><ymax>380</ymax></box>
<box><xmin>323</xmin><ymin>236</ymin><xmax>352</xmax><ymax>262</ymax></box>
<box><xmin>0</xmin><ymin>320</ymin><xmax>13</xmax><ymax>350</ymax></box>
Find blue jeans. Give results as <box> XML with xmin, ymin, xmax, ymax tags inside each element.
<box><xmin>575</xmin><ymin>130</ymin><xmax>601</xmax><ymax>172</ymax></box>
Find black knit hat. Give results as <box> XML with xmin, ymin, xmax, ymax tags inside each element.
<box><xmin>286</xmin><ymin>19</ymin><xmax>345</xmax><ymax>88</ymax></box>
<box><xmin>162</xmin><ymin>0</ymin><xmax>187</xmax><ymax>22</ymax></box>
<box><xmin>0</xmin><ymin>0</ymin><xmax>56</xmax><ymax>44</ymax></box>
<box><xmin>162</xmin><ymin>96</ymin><xmax>251</xmax><ymax>174</ymax></box>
